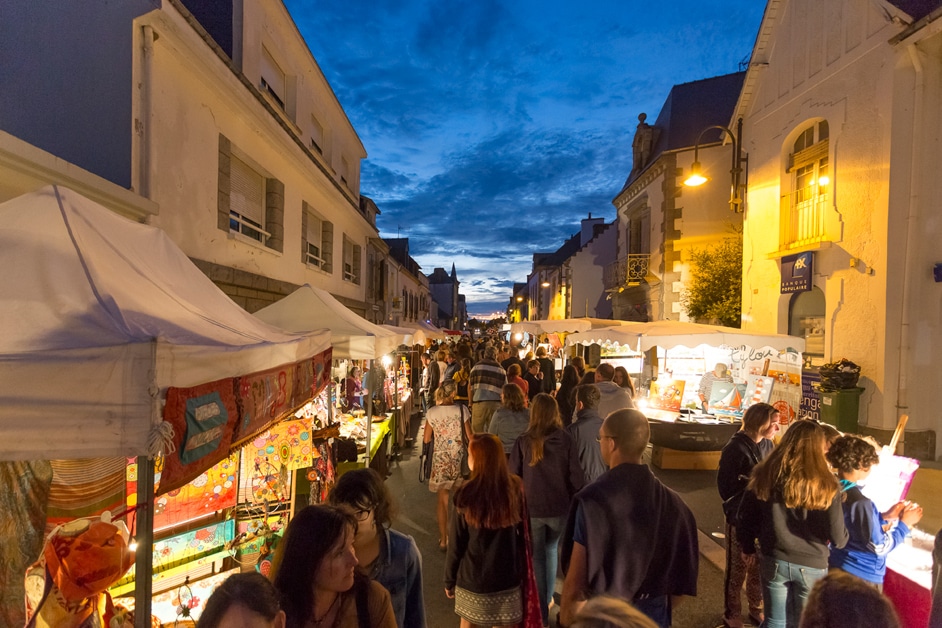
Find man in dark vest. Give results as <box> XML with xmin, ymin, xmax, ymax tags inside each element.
<box><xmin>559</xmin><ymin>408</ymin><xmax>699</xmax><ymax>628</ymax></box>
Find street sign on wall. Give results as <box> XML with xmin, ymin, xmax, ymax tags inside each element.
<box><xmin>781</xmin><ymin>252</ymin><xmax>814</xmax><ymax>293</ymax></box>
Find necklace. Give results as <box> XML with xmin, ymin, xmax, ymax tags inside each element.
<box><xmin>310</xmin><ymin>592</ymin><xmax>341</xmax><ymax>626</ymax></box>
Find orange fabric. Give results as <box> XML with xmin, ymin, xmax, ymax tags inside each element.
<box><xmin>43</xmin><ymin>521</ymin><xmax>133</xmax><ymax>602</ymax></box>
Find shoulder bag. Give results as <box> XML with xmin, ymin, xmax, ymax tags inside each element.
<box><xmin>458</xmin><ymin>405</ymin><xmax>471</xmax><ymax>479</ymax></box>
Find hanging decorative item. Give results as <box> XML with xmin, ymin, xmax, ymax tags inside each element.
<box><xmin>174</xmin><ymin>576</ymin><xmax>195</xmax><ymax>625</ymax></box>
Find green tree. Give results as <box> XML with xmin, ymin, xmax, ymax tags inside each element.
<box><xmin>681</xmin><ymin>231</ymin><xmax>743</xmax><ymax>328</ymax></box>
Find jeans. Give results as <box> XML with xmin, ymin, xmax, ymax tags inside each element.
<box><xmin>634</xmin><ymin>595</ymin><xmax>671</xmax><ymax>628</ymax></box>
<box><xmin>530</xmin><ymin>516</ymin><xmax>563</xmax><ymax>625</ymax></box>
<box><xmin>760</xmin><ymin>556</ymin><xmax>826</xmax><ymax>628</ymax></box>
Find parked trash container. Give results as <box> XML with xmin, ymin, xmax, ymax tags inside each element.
<box><xmin>819</xmin><ymin>387</ymin><xmax>864</xmax><ymax>433</ymax></box>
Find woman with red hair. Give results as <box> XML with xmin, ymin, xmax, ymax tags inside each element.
<box><xmin>445</xmin><ymin>433</ymin><xmax>533</xmax><ymax>628</ymax></box>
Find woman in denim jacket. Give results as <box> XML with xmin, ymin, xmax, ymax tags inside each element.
<box><xmin>330</xmin><ymin>468</ymin><xmax>426</xmax><ymax>628</ymax></box>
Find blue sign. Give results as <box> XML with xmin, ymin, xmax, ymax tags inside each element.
<box><xmin>781</xmin><ymin>252</ymin><xmax>813</xmax><ymax>293</ymax></box>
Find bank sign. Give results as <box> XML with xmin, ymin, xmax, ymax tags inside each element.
<box><xmin>781</xmin><ymin>252</ymin><xmax>813</xmax><ymax>293</ymax></box>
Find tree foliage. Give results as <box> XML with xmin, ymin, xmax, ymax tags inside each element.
<box><xmin>681</xmin><ymin>232</ymin><xmax>743</xmax><ymax>328</ymax></box>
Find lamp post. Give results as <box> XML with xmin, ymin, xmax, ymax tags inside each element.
<box><xmin>683</xmin><ymin>117</ymin><xmax>748</xmax><ymax>212</ymax></box>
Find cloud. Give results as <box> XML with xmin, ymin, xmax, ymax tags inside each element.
<box><xmin>286</xmin><ymin>0</ymin><xmax>765</xmax><ymax>314</ymax></box>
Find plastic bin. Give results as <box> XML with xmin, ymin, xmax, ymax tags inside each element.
<box><xmin>819</xmin><ymin>387</ymin><xmax>864</xmax><ymax>434</ymax></box>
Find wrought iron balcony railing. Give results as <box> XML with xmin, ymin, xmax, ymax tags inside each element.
<box><xmin>604</xmin><ymin>254</ymin><xmax>651</xmax><ymax>290</ymax></box>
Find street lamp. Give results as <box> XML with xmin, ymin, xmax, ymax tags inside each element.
<box><xmin>683</xmin><ymin>117</ymin><xmax>748</xmax><ymax>212</ymax></box>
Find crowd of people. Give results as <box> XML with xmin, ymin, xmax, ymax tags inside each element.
<box><xmin>192</xmin><ymin>336</ymin><xmax>942</xmax><ymax>628</ymax></box>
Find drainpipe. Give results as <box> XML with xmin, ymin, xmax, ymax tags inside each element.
<box><xmin>140</xmin><ymin>24</ymin><xmax>155</xmax><ymax>199</ymax></box>
<box><xmin>896</xmin><ymin>43</ymin><xmax>923</xmax><ymax>433</ymax></box>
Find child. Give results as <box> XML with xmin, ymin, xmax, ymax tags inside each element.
<box><xmin>825</xmin><ymin>435</ymin><xmax>923</xmax><ymax>586</ymax></box>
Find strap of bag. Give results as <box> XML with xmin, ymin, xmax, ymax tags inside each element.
<box><xmin>459</xmin><ymin>404</ymin><xmax>469</xmax><ymax>448</ymax></box>
<box><xmin>354</xmin><ymin>573</ymin><xmax>370</xmax><ymax>628</ymax></box>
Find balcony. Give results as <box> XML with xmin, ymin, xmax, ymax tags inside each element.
<box><xmin>604</xmin><ymin>254</ymin><xmax>651</xmax><ymax>291</ymax></box>
<box><xmin>780</xmin><ymin>186</ymin><xmax>828</xmax><ymax>249</ymax></box>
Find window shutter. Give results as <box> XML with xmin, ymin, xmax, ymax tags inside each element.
<box><xmin>322</xmin><ymin>222</ymin><xmax>333</xmax><ymax>273</ymax></box>
<box><xmin>230</xmin><ymin>156</ymin><xmax>264</xmax><ymax>225</ymax></box>
<box><xmin>260</xmin><ymin>47</ymin><xmax>286</xmax><ymax>109</ymax></box>
<box><xmin>353</xmin><ymin>244</ymin><xmax>362</xmax><ymax>284</ymax></box>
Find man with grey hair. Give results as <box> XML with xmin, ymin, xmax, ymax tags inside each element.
<box><xmin>594</xmin><ymin>362</ymin><xmax>635</xmax><ymax>419</ymax></box>
<box><xmin>560</xmin><ymin>409</ymin><xmax>699</xmax><ymax>628</ymax></box>
<box><xmin>469</xmin><ymin>345</ymin><xmax>506</xmax><ymax>433</ymax></box>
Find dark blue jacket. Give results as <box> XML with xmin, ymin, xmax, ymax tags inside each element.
<box><xmin>828</xmin><ymin>483</ymin><xmax>910</xmax><ymax>584</ymax></box>
<box><xmin>371</xmin><ymin>527</ymin><xmax>426</xmax><ymax>628</ymax></box>
<box><xmin>566</xmin><ymin>408</ymin><xmax>607</xmax><ymax>483</ymax></box>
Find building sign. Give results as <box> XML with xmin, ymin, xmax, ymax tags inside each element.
<box><xmin>781</xmin><ymin>252</ymin><xmax>813</xmax><ymax>293</ymax></box>
<box><xmin>801</xmin><ymin>369</ymin><xmax>821</xmax><ymax>422</ymax></box>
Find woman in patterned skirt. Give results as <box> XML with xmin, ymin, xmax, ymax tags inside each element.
<box><xmin>423</xmin><ymin>379</ymin><xmax>471</xmax><ymax>550</ymax></box>
<box><xmin>445</xmin><ymin>433</ymin><xmax>529</xmax><ymax>628</ymax></box>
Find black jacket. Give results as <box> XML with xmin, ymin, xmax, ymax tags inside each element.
<box><xmin>509</xmin><ymin>429</ymin><xmax>585</xmax><ymax>518</ymax></box>
<box><xmin>566</xmin><ymin>408</ymin><xmax>608</xmax><ymax>483</ymax></box>
<box><xmin>738</xmin><ymin>488</ymin><xmax>849</xmax><ymax>569</ymax></box>
<box><xmin>444</xmin><ymin>512</ymin><xmax>524</xmax><ymax>593</ymax></box>
<box><xmin>716</xmin><ymin>431</ymin><xmax>773</xmax><ymax>524</ymax></box>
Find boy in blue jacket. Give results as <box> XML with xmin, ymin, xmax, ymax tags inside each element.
<box><xmin>825</xmin><ymin>435</ymin><xmax>923</xmax><ymax>587</ymax></box>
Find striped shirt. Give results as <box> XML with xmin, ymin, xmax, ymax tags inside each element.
<box><xmin>470</xmin><ymin>359</ymin><xmax>506</xmax><ymax>402</ymax></box>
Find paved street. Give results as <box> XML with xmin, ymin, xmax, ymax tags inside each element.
<box><xmin>384</xmin><ymin>414</ymin><xmax>732</xmax><ymax>627</ymax></box>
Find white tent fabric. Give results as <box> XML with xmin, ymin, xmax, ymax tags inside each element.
<box><xmin>382</xmin><ymin>324</ymin><xmax>420</xmax><ymax>346</ymax></box>
<box><xmin>254</xmin><ymin>284</ymin><xmax>399</xmax><ymax>359</ymax></box>
<box><xmin>511</xmin><ymin>317</ymin><xmax>629</xmax><ymax>335</ymax></box>
<box><xmin>566</xmin><ymin>320</ymin><xmax>805</xmax><ymax>353</ymax></box>
<box><xmin>0</xmin><ymin>186</ymin><xmax>331</xmax><ymax>461</ymax></box>
<box><xmin>403</xmin><ymin>320</ymin><xmax>446</xmax><ymax>341</ymax></box>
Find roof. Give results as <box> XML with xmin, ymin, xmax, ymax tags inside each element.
<box><xmin>623</xmin><ymin>71</ymin><xmax>746</xmax><ymax>189</ymax></box>
<box><xmin>428</xmin><ymin>267</ymin><xmax>455</xmax><ymax>283</ymax></box>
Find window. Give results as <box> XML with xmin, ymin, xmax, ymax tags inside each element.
<box><xmin>340</xmin><ymin>156</ymin><xmax>350</xmax><ymax>187</ymax></box>
<box><xmin>229</xmin><ymin>155</ymin><xmax>267</xmax><ymax>242</ymax></box>
<box><xmin>342</xmin><ymin>237</ymin><xmax>361</xmax><ymax>284</ymax></box>
<box><xmin>301</xmin><ymin>202</ymin><xmax>332</xmax><ymax>272</ymax></box>
<box><xmin>260</xmin><ymin>46</ymin><xmax>286</xmax><ymax>110</ymax></box>
<box><xmin>789</xmin><ymin>287</ymin><xmax>826</xmax><ymax>367</ymax></box>
<box><xmin>782</xmin><ymin>121</ymin><xmax>829</xmax><ymax>247</ymax></box>
<box><xmin>310</xmin><ymin>115</ymin><xmax>324</xmax><ymax>155</ymax></box>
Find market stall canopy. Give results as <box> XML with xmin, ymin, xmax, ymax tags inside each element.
<box><xmin>381</xmin><ymin>324</ymin><xmax>420</xmax><ymax>346</ymax></box>
<box><xmin>0</xmin><ymin>186</ymin><xmax>331</xmax><ymax>461</ymax></box>
<box><xmin>403</xmin><ymin>320</ymin><xmax>446</xmax><ymax>341</ymax></box>
<box><xmin>255</xmin><ymin>284</ymin><xmax>399</xmax><ymax>359</ymax></box>
<box><xmin>511</xmin><ymin>317</ymin><xmax>630</xmax><ymax>335</ymax></box>
<box><xmin>566</xmin><ymin>320</ymin><xmax>805</xmax><ymax>353</ymax></box>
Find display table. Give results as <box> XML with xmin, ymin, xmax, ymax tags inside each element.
<box><xmin>337</xmin><ymin>414</ymin><xmax>393</xmax><ymax>477</ymax></box>
<box><xmin>884</xmin><ymin>528</ymin><xmax>935</xmax><ymax>628</ymax></box>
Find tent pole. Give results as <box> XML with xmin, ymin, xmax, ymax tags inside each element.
<box><xmin>365</xmin><ymin>360</ymin><xmax>373</xmax><ymax>466</ymax></box>
<box><xmin>134</xmin><ymin>456</ymin><xmax>155</xmax><ymax>628</ymax></box>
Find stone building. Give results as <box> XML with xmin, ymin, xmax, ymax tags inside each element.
<box><xmin>608</xmin><ymin>72</ymin><xmax>746</xmax><ymax>322</ymax></box>
<box><xmin>737</xmin><ymin>0</ymin><xmax>942</xmax><ymax>457</ymax></box>
<box><xmin>1</xmin><ymin>0</ymin><xmax>377</xmax><ymax>314</ymax></box>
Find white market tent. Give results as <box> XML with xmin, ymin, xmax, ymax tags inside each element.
<box><xmin>0</xmin><ymin>186</ymin><xmax>331</xmax><ymax>462</ymax></box>
<box><xmin>565</xmin><ymin>320</ymin><xmax>805</xmax><ymax>353</ymax></box>
<box><xmin>510</xmin><ymin>317</ymin><xmax>628</xmax><ymax>335</ymax></box>
<box><xmin>254</xmin><ymin>284</ymin><xmax>403</xmax><ymax>359</ymax></box>
<box><xmin>403</xmin><ymin>320</ymin><xmax>446</xmax><ymax>341</ymax></box>
<box><xmin>382</xmin><ymin>324</ymin><xmax>421</xmax><ymax>346</ymax></box>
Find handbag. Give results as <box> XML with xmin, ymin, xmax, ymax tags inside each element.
<box><xmin>458</xmin><ymin>405</ymin><xmax>471</xmax><ymax>479</ymax></box>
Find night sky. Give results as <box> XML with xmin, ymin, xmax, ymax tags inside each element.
<box><xmin>286</xmin><ymin>1</ymin><xmax>765</xmax><ymax>316</ymax></box>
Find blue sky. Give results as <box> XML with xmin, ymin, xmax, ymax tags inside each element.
<box><xmin>286</xmin><ymin>1</ymin><xmax>766</xmax><ymax>316</ymax></box>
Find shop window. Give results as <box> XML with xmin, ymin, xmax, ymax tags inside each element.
<box><xmin>782</xmin><ymin>121</ymin><xmax>830</xmax><ymax>248</ymax></box>
<box><xmin>789</xmin><ymin>287</ymin><xmax>826</xmax><ymax>367</ymax></box>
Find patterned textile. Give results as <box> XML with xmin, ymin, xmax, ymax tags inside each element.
<box><xmin>469</xmin><ymin>359</ymin><xmax>506</xmax><ymax>402</ymax></box>
<box><xmin>454</xmin><ymin>585</ymin><xmax>522</xmax><ymax>625</ymax></box>
<box><xmin>47</xmin><ymin>458</ymin><xmax>126</xmax><ymax>531</ymax></box>
<box><xmin>130</xmin><ymin>455</ymin><xmax>238</xmax><ymax>532</ymax></box>
<box><xmin>425</xmin><ymin>405</ymin><xmax>466</xmax><ymax>492</ymax></box>
<box><xmin>0</xmin><ymin>461</ymin><xmax>52</xmax><ymax>628</ymax></box>
<box><xmin>724</xmin><ymin>521</ymin><xmax>763</xmax><ymax>627</ymax></box>
<box><xmin>159</xmin><ymin>377</ymin><xmax>238</xmax><ymax>496</ymax></box>
<box><xmin>248</xmin><ymin>417</ymin><xmax>317</xmax><ymax>473</ymax></box>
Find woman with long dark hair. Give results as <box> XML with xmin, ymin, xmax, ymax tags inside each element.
<box><xmin>423</xmin><ymin>380</ymin><xmax>471</xmax><ymax>550</ymax></box>
<box><xmin>738</xmin><ymin>420</ymin><xmax>848</xmax><ymax>628</ymax></box>
<box><xmin>555</xmin><ymin>365</ymin><xmax>581</xmax><ymax>426</ymax></box>
<box><xmin>271</xmin><ymin>504</ymin><xmax>396</xmax><ymax>628</ymax></box>
<box><xmin>612</xmin><ymin>366</ymin><xmax>636</xmax><ymax>398</ymax></box>
<box><xmin>328</xmin><ymin>469</ymin><xmax>426</xmax><ymax>628</ymax></box>
<box><xmin>717</xmin><ymin>402</ymin><xmax>780</xmax><ymax>628</ymax></box>
<box><xmin>509</xmin><ymin>393</ymin><xmax>586</xmax><ymax>627</ymax></box>
<box><xmin>445</xmin><ymin>433</ymin><xmax>530</xmax><ymax>628</ymax></box>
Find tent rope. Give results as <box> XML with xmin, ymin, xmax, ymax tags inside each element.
<box><xmin>148</xmin><ymin>421</ymin><xmax>176</xmax><ymax>457</ymax></box>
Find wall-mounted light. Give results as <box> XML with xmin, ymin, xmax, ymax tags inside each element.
<box><xmin>541</xmin><ymin>281</ymin><xmax>550</xmax><ymax>288</ymax></box>
<box><xmin>516</xmin><ymin>296</ymin><xmax>523</xmax><ymax>302</ymax></box>
<box><xmin>683</xmin><ymin>117</ymin><xmax>749</xmax><ymax>212</ymax></box>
